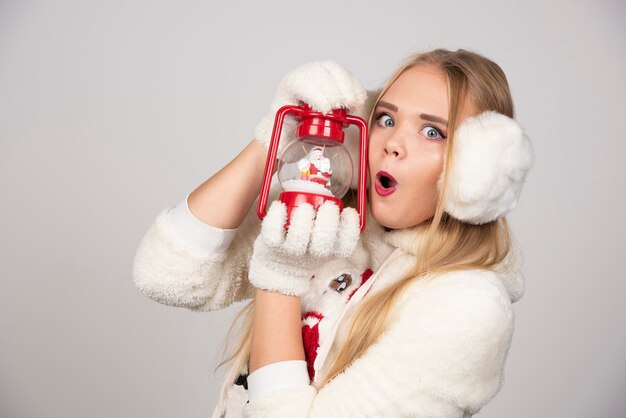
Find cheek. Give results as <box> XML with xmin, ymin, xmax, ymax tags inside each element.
<box><xmin>410</xmin><ymin>144</ymin><xmax>446</xmax><ymax>186</ymax></box>
<box><xmin>426</xmin><ymin>147</ymin><xmax>446</xmax><ymax>183</ymax></box>
<box><xmin>367</xmin><ymin>147</ymin><xmax>381</xmax><ymax>174</ymax></box>
<box><xmin>403</xmin><ymin>145</ymin><xmax>446</xmax><ymax>213</ymax></box>
<box><xmin>367</xmin><ymin>133</ymin><xmax>380</xmax><ymax>161</ymax></box>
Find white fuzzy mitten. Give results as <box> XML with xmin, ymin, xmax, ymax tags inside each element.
<box><xmin>254</xmin><ymin>61</ymin><xmax>367</xmax><ymax>154</ymax></box>
<box><xmin>248</xmin><ymin>200</ymin><xmax>360</xmax><ymax>297</ymax></box>
<box><xmin>439</xmin><ymin>111</ymin><xmax>535</xmax><ymax>224</ymax></box>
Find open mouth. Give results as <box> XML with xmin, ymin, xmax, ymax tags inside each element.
<box><xmin>375</xmin><ymin>170</ymin><xmax>398</xmax><ymax>196</ymax></box>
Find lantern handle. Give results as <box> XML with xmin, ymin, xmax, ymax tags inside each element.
<box><xmin>345</xmin><ymin>115</ymin><xmax>369</xmax><ymax>232</ymax></box>
<box><xmin>257</xmin><ymin>105</ymin><xmax>304</xmax><ymax>221</ymax></box>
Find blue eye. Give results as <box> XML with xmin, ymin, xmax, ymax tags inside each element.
<box><xmin>376</xmin><ymin>113</ymin><xmax>394</xmax><ymax>128</ymax></box>
<box><xmin>421</xmin><ymin>126</ymin><xmax>446</xmax><ymax>140</ymax></box>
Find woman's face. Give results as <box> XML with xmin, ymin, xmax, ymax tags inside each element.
<box><xmin>368</xmin><ymin>64</ymin><xmax>466</xmax><ymax>229</ymax></box>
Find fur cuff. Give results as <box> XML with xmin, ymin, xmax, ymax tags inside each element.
<box><xmin>439</xmin><ymin>111</ymin><xmax>534</xmax><ymax>224</ymax></box>
<box><xmin>248</xmin><ymin>258</ymin><xmax>311</xmax><ymax>296</ymax></box>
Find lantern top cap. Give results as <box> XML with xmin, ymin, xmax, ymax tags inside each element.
<box><xmin>297</xmin><ymin>103</ymin><xmax>347</xmax><ymax>143</ymax></box>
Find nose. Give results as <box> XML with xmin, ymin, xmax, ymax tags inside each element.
<box><xmin>383</xmin><ymin>131</ymin><xmax>405</xmax><ymax>159</ymax></box>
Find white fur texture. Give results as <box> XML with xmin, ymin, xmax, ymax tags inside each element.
<box><xmin>333</xmin><ymin>206</ymin><xmax>360</xmax><ymax>257</ymax></box>
<box><xmin>283</xmin><ymin>203</ymin><xmax>316</xmax><ymax>255</ymax></box>
<box><xmin>240</xmin><ymin>268</ymin><xmax>516</xmax><ymax>417</ymax></box>
<box><xmin>254</xmin><ymin>61</ymin><xmax>367</xmax><ymax>153</ymax></box>
<box><xmin>439</xmin><ymin>111</ymin><xmax>534</xmax><ymax>224</ymax></box>
<box><xmin>132</xmin><ymin>185</ymin><xmax>290</xmax><ymax>312</ymax></box>
<box><xmin>213</xmin><ymin>209</ymin><xmax>524</xmax><ymax>416</ymax></box>
<box><xmin>382</xmin><ymin>221</ymin><xmax>525</xmax><ymax>303</ymax></box>
<box><xmin>132</xmin><ymin>193</ymin><xmax>524</xmax><ymax>417</ymax></box>
<box><xmin>131</xmin><ymin>208</ymin><xmax>258</xmax><ymax>311</ymax></box>
<box><xmin>248</xmin><ymin>202</ymin><xmax>313</xmax><ymax>296</ymax></box>
<box><xmin>248</xmin><ymin>200</ymin><xmax>361</xmax><ymax>297</ymax></box>
<box><xmin>224</xmin><ymin>384</ymin><xmax>248</xmax><ymax>418</ymax></box>
<box><xmin>309</xmin><ymin>201</ymin><xmax>341</xmax><ymax>257</ymax></box>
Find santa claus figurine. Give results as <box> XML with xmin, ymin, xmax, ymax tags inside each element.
<box><xmin>297</xmin><ymin>146</ymin><xmax>333</xmax><ymax>188</ymax></box>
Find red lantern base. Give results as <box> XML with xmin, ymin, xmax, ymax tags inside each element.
<box><xmin>279</xmin><ymin>191</ymin><xmax>343</xmax><ymax>228</ymax></box>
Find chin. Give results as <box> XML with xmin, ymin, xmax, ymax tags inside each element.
<box><xmin>377</xmin><ymin>218</ymin><xmax>404</xmax><ymax>230</ymax></box>
<box><xmin>371</xmin><ymin>204</ymin><xmax>408</xmax><ymax>230</ymax></box>
<box><xmin>371</xmin><ymin>201</ymin><xmax>432</xmax><ymax>230</ymax></box>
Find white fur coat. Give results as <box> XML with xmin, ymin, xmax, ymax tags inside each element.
<box><xmin>132</xmin><ymin>193</ymin><xmax>524</xmax><ymax>417</ymax></box>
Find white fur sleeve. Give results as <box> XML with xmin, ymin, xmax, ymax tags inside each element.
<box><xmin>243</xmin><ymin>270</ymin><xmax>514</xmax><ymax>417</ymax></box>
<box><xmin>132</xmin><ymin>195</ymin><xmax>265</xmax><ymax>311</ymax></box>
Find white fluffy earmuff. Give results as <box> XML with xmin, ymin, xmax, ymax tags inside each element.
<box><xmin>438</xmin><ymin>111</ymin><xmax>534</xmax><ymax>224</ymax></box>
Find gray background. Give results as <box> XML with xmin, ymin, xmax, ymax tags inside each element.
<box><xmin>1</xmin><ymin>0</ymin><xmax>624</xmax><ymax>417</ymax></box>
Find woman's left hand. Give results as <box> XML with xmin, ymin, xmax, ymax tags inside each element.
<box><xmin>248</xmin><ymin>200</ymin><xmax>360</xmax><ymax>297</ymax></box>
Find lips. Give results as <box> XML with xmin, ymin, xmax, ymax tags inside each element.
<box><xmin>375</xmin><ymin>170</ymin><xmax>398</xmax><ymax>196</ymax></box>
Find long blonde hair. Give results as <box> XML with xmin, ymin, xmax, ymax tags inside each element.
<box><xmin>216</xmin><ymin>48</ymin><xmax>516</xmax><ymax>388</ymax></box>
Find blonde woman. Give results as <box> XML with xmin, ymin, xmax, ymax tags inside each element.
<box><xmin>133</xmin><ymin>49</ymin><xmax>534</xmax><ymax>417</ymax></box>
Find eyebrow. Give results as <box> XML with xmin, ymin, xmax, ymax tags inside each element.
<box><xmin>377</xmin><ymin>100</ymin><xmax>448</xmax><ymax>127</ymax></box>
<box><xmin>377</xmin><ymin>101</ymin><xmax>398</xmax><ymax>111</ymax></box>
<box><xmin>420</xmin><ymin>113</ymin><xmax>448</xmax><ymax>127</ymax></box>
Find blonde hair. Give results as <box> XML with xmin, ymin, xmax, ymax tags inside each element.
<box><xmin>216</xmin><ymin>48</ymin><xmax>516</xmax><ymax>389</ymax></box>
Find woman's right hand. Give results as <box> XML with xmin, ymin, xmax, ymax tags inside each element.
<box><xmin>254</xmin><ymin>61</ymin><xmax>367</xmax><ymax>154</ymax></box>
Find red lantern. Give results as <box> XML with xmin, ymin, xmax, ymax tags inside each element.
<box><xmin>257</xmin><ymin>103</ymin><xmax>368</xmax><ymax>232</ymax></box>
